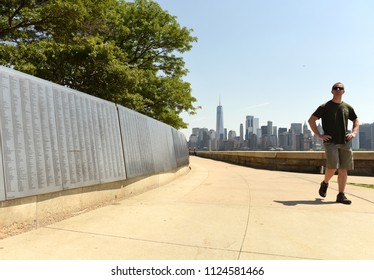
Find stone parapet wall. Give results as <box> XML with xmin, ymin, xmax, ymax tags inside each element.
<box><xmin>196</xmin><ymin>151</ymin><xmax>374</xmax><ymax>176</ymax></box>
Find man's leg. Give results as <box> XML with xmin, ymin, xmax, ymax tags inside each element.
<box><xmin>320</xmin><ymin>143</ymin><xmax>338</xmax><ymax>198</ymax></box>
<box><xmin>319</xmin><ymin>168</ymin><xmax>336</xmax><ymax>197</ymax></box>
<box><xmin>335</xmin><ymin>145</ymin><xmax>352</xmax><ymax>204</ymax></box>
<box><xmin>337</xmin><ymin>168</ymin><xmax>348</xmax><ymax>193</ymax></box>
<box><xmin>324</xmin><ymin>168</ymin><xmax>337</xmax><ymax>184</ymax></box>
<box><xmin>336</xmin><ymin>168</ymin><xmax>351</xmax><ymax>204</ymax></box>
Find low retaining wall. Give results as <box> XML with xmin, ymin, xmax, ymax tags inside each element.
<box><xmin>0</xmin><ymin>166</ymin><xmax>190</xmax><ymax>239</ymax></box>
<box><xmin>195</xmin><ymin>151</ymin><xmax>374</xmax><ymax>176</ymax></box>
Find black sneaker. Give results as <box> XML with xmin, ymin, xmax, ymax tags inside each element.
<box><xmin>319</xmin><ymin>181</ymin><xmax>328</xmax><ymax>197</ymax></box>
<box><xmin>336</xmin><ymin>193</ymin><xmax>352</xmax><ymax>205</ymax></box>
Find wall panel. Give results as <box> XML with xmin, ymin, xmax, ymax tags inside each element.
<box><xmin>117</xmin><ymin>105</ymin><xmax>155</xmax><ymax>178</ymax></box>
<box><xmin>172</xmin><ymin>129</ymin><xmax>189</xmax><ymax>167</ymax></box>
<box><xmin>0</xmin><ymin>132</ymin><xmax>5</xmax><ymax>201</ymax></box>
<box><xmin>148</xmin><ymin>119</ymin><xmax>177</xmax><ymax>173</ymax></box>
<box><xmin>117</xmin><ymin>105</ymin><xmax>188</xmax><ymax>179</ymax></box>
<box><xmin>0</xmin><ymin>70</ymin><xmax>64</xmax><ymax>199</ymax></box>
<box><xmin>53</xmin><ymin>86</ymin><xmax>126</xmax><ymax>188</ymax></box>
<box><xmin>93</xmin><ymin>99</ymin><xmax>126</xmax><ymax>183</ymax></box>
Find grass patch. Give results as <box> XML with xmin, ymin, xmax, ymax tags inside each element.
<box><xmin>347</xmin><ymin>182</ymin><xmax>374</xmax><ymax>190</ymax></box>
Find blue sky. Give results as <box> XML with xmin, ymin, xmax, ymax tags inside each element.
<box><xmin>154</xmin><ymin>0</ymin><xmax>374</xmax><ymax>138</ymax></box>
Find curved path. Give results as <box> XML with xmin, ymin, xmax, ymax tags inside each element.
<box><xmin>1</xmin><ymin>156</ymin><xmax>373</xmax><ymax>260</ymax></box>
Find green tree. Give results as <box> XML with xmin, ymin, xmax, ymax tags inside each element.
<box><xmin>0</xmin><ymin>0</ymin><xmax>198</xmax><ymax>129</ymax></box>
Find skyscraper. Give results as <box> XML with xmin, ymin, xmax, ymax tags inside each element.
<box><xmin>216</xmin><ymin>98</ymin><xmax>224</xmax><ymax>141</ymax></box>
<box><xmin>254</xmin><ymin>118</ymin><xmax>260</xmax><ymax>133</ymax></box>
<box><xmin>290</xmin><ymin>123</ymin><xmax>302</xmax><ymax>135</ymax></box>
<box><xmin>240</xmin><ymin>123</ymin><xmax>244</xmax><ymax>141</ymax></box>
<box><xmin>245</xmin><ymin>115</ymin><xmax>254</xmax><ymax>140</ymax></box>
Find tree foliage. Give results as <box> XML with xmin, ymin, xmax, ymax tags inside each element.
<box><xmin>0</xmin><ymin>0</ymin><xmax>198</xmax><ymax>128</ymax></box>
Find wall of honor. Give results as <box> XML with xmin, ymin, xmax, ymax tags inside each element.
<box><xmin>0</xmin><ymin>66</ymin><xmax>189</xmax><ymax>201</ymax></box>
<box><xmin>118</xmin><ymin>105</ymin><xmax>179</xmax><ymax>178</ymax></box>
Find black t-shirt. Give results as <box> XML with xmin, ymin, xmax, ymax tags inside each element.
<box><xmin>312</xmin><ymin>100</ymin><xmax>358</xmax><ymax>144</ymax></box>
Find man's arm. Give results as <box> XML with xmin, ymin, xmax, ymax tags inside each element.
<box><xmin>346</xmin><ymin>118</ymin><xmax>359</xmax><ymax>141</ymax></box>
<box><xmin>308</xmin><ymin>115</ymin><xmax>332</xmax><ymax>141</ymax></box>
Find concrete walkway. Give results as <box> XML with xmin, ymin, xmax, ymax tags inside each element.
<box><xmin>1</xmin><ymin>156</ymin><xmax>373</xmax><ymax>260</ymax></box>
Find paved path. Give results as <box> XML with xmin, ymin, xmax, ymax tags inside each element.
<box><xmin>1</xmin><ymin>156</ymin><xmax>373</xmax><ymax>260</ymax></box>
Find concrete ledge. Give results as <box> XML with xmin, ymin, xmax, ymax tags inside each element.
<box><xmin>196</xmin><ymin>151</ymin><xmax>374</xmax><ymax>176</ymax></box>
<box><xmin>0</xmin><ymin>166</ymin><xmax>190</xmax><ymax>239</ymax></box>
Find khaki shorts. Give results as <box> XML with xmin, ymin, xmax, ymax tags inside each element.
<box><xmin>323</xmin><ymin>142</ymin><xmax>354</xmax><ymax>170</ymax></box>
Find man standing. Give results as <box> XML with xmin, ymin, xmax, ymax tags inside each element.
<box><xmin>308</xmin><ymin>82</ymin><xmax>359</xmax><ymax>205</ymax></box>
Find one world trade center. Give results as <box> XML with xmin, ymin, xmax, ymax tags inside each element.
<box><xmin>216</xmin><ymin>98</ymin><xmax>224</xmax><ymax>141</ymax></box>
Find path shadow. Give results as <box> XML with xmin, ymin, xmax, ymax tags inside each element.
<box><xmin>274</xmin><ymin>198</ymin><xmax>337</xmax><ymax>206</ymax></box>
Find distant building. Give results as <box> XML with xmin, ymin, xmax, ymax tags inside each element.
<box><xmin>359</xmin><ymin>123</ymin><xmax>374</xmax><ymax>150</ymax></box>
<box><xmin>290</xmin><ymin>123</ymin><xmax>302</xmax><ymax>135</ymax></box>
<box><xmin>240</xmin><ymin>123</ymin><xmax>244</xmax><ymax>141</ymax></box>
<box><xmin>216</xmin><ymin>99</ymin><xmax>224</xmax><ymax>141</ymax></box>
<box><xmin>245</xmin><ymin>115</ymin><xmax>254</xmax><ymax>140</ymax></box>
<box><xmin>228</xmin><ymin>130</ymin><xmax>236</xmax><ymax>140</ymax></box>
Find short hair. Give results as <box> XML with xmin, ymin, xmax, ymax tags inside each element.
<box><xmin>332</xmin><ymin>82</ymin><xmax>344</xmax><ymax>89</ymax></box>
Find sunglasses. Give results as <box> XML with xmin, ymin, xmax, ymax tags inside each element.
<box><xmin>332</xmin><ymin>86</ymin><xmax>344</xmax><ymax>90</ymax></box>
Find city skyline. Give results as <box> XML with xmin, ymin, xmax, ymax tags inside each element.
<box><xmin>187</xmin><ymin>100</ymin><xmax>374</xmax><ymax>151</ymax></box>
<box><xmin>188</xmin><ymin>100</ymin><xmax>316</xmax><ymax>138</ymax></box>
<box><xmin>185</xmin><ymin>99</ymin><xmax>373</xmax><ymax>142</ymax></box>
<box><xmin>188</xmin><ymin>100</ymin><xmax>317</xmax><ymax>151</ymax></box>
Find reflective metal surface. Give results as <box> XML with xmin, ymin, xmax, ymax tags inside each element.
<box><xmin>0</xmin><ymin>66</ymin><xmax>188</xmax><ymax>201</ymax></box>
<box><xmin>117</xmin><ymin>105</ymin><xmax>187</xmax><ymax>178</ymax></box>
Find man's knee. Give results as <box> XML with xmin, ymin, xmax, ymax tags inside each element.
<box><xmin>338</xmin><ymin>168</ymin><xmax>348</xmax><ymax>175</ymax></box>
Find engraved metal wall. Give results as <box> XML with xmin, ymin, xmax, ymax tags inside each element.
<box><xmin>0</xmin><ymin>68</ymin><xmax>63</xmax><ymax>199</ymax></box>
<box><xmin>0</xmin><ymin>66</ymin><xmax>188</xmax><ymax>201</ymax></box>
<box><xmin>0</xmin><ymin>140</ymin><xmax>5</xmax><ymax>201</ymax></box>
<box><xmin>148</xmin><ymin>118</ymin><xmax>177</xmax><ymax>174</ymax></box>
<box><xmin>0</xmin><ymin>66</ymin><xmax>126</xmax><ymax>200</ymax></box>
<box><xmin>117</xmin><ymin>105</ymin><xmax>155</xmax><ymax>178</ymax></box>
<box><xmin>117</xmin><ymin>105</ymin><xmax>188</xmax><ymax>179</ymax></box>
<box><xmin>52</xmin><ymin>88</ymin><xmax>126</xmax><ymax>188</ymax></box>
<box><xmin>172</xmin><ymin>129</ymin><xmax>189</xmax><ymax>167</ymax></box>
